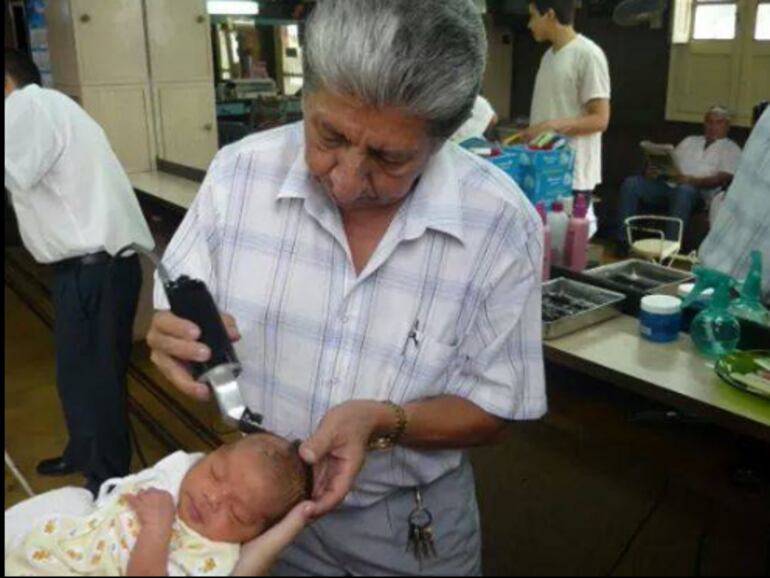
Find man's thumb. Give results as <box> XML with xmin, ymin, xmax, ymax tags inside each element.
<box><xmin>299</xmin><ymin>429</ymin><xmax>333</xmax><ymax>465</ymax></box>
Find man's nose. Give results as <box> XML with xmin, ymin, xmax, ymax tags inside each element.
<box><xmin>330</xmin><ymin>149</ymin><xmax>369</xmax><ymax>197</ymax></box>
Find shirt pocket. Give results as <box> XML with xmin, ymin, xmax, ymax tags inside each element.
<box><xmin>385</xmin><ymin>331</ymin><xmax>461</xmax><ymax>403</ymax></box>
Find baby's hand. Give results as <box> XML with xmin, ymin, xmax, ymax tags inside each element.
<box><xmin>125</xmin><ymin>489</ymin><xmax>176</xmax><ymax>536</ymax></box>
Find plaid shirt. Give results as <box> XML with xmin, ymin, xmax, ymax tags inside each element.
<box><xmin>700</xmin><ymin>110</ymin><xmax>770</xmax><ymax>299</ymax></box>
<box><xmin>155</xmin><ymin>123</ymin><xmax>546</xmax><ymax>506</ymax></box>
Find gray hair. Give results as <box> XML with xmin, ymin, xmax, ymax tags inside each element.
<box><xmin>302</xmin><ymin>0</ymin><xmax>487</xmax><ymax>139</ymax></box>
<box><xmin>707</xmin><ymin>104</ymin><xmax>732</xmax><ymax>120</ymax></box>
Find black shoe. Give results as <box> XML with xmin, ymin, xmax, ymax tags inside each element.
<box><xmin>35</xmin><ymin>456</ymin><xmax>82</xmax><ymax>477</ymax></box>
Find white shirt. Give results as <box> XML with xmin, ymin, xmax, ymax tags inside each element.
<box><xmin>675</xmin><ymin>135</ymin><xmax>742</xmax><ymax>198</ymax></box>
<box><xmin>700</xmin><ymin>110</ymin><xmax>770</xmax><ymax>299</ymax></box>
<box><xmin>4</xmin><ymin>85</ymin><xmax>154</xmax><ymax>263</ymax></box>
<box><xmin>451</xmin><ymin>95</ymin><xmax>496</xmax><ymax>144</ymax></box>
<box><xmin>154</xmin><ymin>123</ymin><xmax>547</xmax><ymax>508</ymax></box>
<box><xmin>530</xmin><ymin>34</ymin><xmax>611</xmax><ymax>192</ymax></box>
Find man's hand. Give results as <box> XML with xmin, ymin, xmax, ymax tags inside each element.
<box><xmin>146</xmin><ymin>311</ymin><xmax>241</xmax><ymax>401</ymax></box>
<box><xmin>231</xmin><ymin>501</ymin><xmax>316</xmax><ymax>576</ymax></box>
<box><xmin>672</xmin><ymin>174</ymin><xmax>695</xmax><ymax>186</ymax></box>
<box><xmin>299</xmin><ymin>400</ymin><xmax>394</xmax><ymax>517</ymax></box>
<box><xmin>125</xmin><ymin>489</ymin><xmax>176</xmax><ymax>537</ymax></box>
<box><xmin>521</xmin><ymin>120</ymin><xmax>558</xmax><ymax>142</ymax></box>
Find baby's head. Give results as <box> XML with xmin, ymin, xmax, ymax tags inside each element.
<box><xmin>178</xmin><ymin>433</ymin><xmax>311</xmax><ymax>544</ymax></box>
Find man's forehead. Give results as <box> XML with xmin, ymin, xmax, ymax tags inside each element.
<box><xmin>705</xmin><ymin>112</ymin><xmax>730</xmax><ymax>123</ymax></box>
<box><xmin>308</xmin><ymin>90</ymin><xmax>429</xmax><ymax>149</ymax></box>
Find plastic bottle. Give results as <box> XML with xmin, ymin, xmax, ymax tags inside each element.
<box><xmin>536</xmin><ymin>202</ymin><xmax>551</xmax><ymax>281</ymax></box>
<box><xmin>682</xmin><ymin>267</ymin><xmax>741</xmax><ymax>359</ymax></box>
<box><xmin>729</xmin><ymin>251</ymin><xmax>770</xmax><ymax>325</ymax></box>
<box><xmin>547</xmin><ymin>201</ymin><xmax>569</xmax><ymax>268</ymax></box>
<box><xmin>564</xmin><ymin>193</ymin><xmax>590</xmax><ymax>272</ymax></box>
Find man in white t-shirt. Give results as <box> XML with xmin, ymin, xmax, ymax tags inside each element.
<box><xmin>617</xmin><ymin>105</ymin><xmax>742</xmax><ymax>241</ymax></box>
<box><xmin>5</xmin><ymin>50</ymin><xmax>155</xmax><ymax>494</ymax></box>
<box><xmin>524</xmin><ymin>0</ymin><xmax>611</xmax><ymax>235</ymax></box>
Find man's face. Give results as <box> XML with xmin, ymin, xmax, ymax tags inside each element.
<box><xmin>704</xmin><ymin>112</ymin><xmax>730</xmax><ymax>142</ymax></box>
<box><xmin>303</xmin><ymin>88</ymin><xmax>438</xmax><ymax>215</ymax></box>
<box><xmin>528</xmin><ymin>4</ymin><xmax>552</xmax><ymax>43</ymax></box>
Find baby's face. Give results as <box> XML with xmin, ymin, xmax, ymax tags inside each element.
<box><xmin>177</xmin><ymin>437</ymin><xmax>287</xmax><ymax>543</ymax></box>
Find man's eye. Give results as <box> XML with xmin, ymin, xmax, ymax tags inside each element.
<box><xmin>379</xmin><ymin>156</ymin><xmax>403</xmax><ymax>167</ymax></box>
<box><xmin>321</xmin><ymin>133</ymin><xmax>345</xmax><ymax>146</ymax></box>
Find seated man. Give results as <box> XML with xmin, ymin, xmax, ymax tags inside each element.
<box><xmin>617</xmin><ymin>105</ymin><xmax>741</xmax><ymax>242</ymax></box>
<box><xmin>5</xmin><ymin>433</ymin><xmax>314</xmax><ymax>576</ymax></box>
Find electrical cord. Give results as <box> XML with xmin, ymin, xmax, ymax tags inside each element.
<box><xmin>605</xmin><ymin>476</ymin><xmax>670</xmax><ymax>576</ymax></box>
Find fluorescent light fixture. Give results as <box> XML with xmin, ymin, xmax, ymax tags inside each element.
<box><xmin>207</xmin><ymin>1</ymin><xmax>259</xmax><ymax>16</ymax></box>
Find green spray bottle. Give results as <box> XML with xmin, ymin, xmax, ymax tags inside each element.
<box><xmin>682</xmin><ymin>267</ymin><xmax>741</xmax><ymax>358</ymax></box>
<box><xmin>729</xmin><ymin>251</ymin><xmax>770</xmax><ymax>326</ymax></box>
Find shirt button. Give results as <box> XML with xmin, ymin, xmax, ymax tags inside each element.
<box><xmin>341</xmin><ymin>315</ymin><xmax>351</xmax><ymax>324</ymax></box>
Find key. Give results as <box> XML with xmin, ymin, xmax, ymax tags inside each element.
<box><xmin>406</xmin><ymin>488</ymin><xmax>438</xmax><ymax>569</ymax></box>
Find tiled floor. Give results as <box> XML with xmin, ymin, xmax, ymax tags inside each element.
<box><xmin>5</xmin><ymin>246</ymin><xmax>770</xmax><ymax>575</ymax></box>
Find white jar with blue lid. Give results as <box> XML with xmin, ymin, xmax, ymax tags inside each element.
<box><xmin>639</xmin><ymin>295</ymin><xmax>683</xmax><ymax>343</ymax></box>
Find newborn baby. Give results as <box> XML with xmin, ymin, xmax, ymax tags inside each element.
<box><xmin>5</xmin><ymin>433</ymin><xmax>311</xmax><ymax>576</ymax></box>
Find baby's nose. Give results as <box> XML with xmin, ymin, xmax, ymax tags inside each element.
<box><xmin>204</xmin><ymin>488</ymin><xmax>222</xmax><ymax>510</ymax></box>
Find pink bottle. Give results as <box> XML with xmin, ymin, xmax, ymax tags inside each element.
<box><xmin>536</xmin><ymin>202</ymin><xmax>551</xmax><ymax>281</ymax></box>
<box><xmin>564</xmin><ymin>193</ymin><xmax>590</xmax><ymax>272</ymax></box>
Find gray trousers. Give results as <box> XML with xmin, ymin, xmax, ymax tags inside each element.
<box><xmin>273</xmin><ymin>458</ymin><xmax>482</xmax><ymax>577</ymax></box>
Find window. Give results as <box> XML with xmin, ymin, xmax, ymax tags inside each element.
<box><xmin>672</xmin><ymin>0</ymin><xmax>694</xmax><ymax>44</ymax></box>
<box><xmin>756</xmin><ymin>2</ymin><xmax>770</xmax><ymax>40</ymax></box>
<box><xmin>207</xmin><ymin>1</ymin><xmax>260</xmax><ymax>16</ymax></box>
<box><xmin>692</xmin><ymin>0</ymin><xmax>738</xmax><ymax>40</ymax></box>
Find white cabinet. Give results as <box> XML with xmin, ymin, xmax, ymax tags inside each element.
<box><xmin>45</xmin><ymin>0</ymin><xmax>149</xmax><ymax>87</ymax></box>
<box><xmin>81</xmin><ymin>85</ymin><xmax>156</xmax><ymax>174</ymax></box>
<box><xmin>45</xmin><ymin>0</ymin><xmax>153</xmax><ymax>173</ymax></box>
<box><xmin>145</xmin><ymin>0</ymin><xmax>213</xmax><ymax>83</ymax></box>
<box><xmin>147</xmin><ymin>0</ymin><xmax>219</xmax><ymax>170</ymax></box>
<box><xmin>155</xmin><ymin>83</ymin><xmax>218</xmax><ymax>171</ymax></box>
<box><xmin>46</xmin><ymin>0</ymin><xmax>219</xmax><ymax>173</ymax></box>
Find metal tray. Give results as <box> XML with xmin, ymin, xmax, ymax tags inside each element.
<box><xmin>583</xmin><ymin>259</ymin><xmax>693</xmax><ymax>297</ymax></box>
<box><xmin>543</xmin><ymin>278</ymin><xmax>626</xmax><ymax>340</ymax></box>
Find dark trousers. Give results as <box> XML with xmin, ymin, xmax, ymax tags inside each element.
<box><xmin>52</xmin><ymin>254</ymin><xmax>142</xmax><ymax>487</ymax></box>
<box><xmin>617</xmin><ymin>176</ymin><xmax>701</xmax><ymax>241</ymax></box>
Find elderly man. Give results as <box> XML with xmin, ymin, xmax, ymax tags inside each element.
<box><xmin>147</xmin><ymin>0</ymin><xmax>546</xmax><ymax>575</ymax></box>
<box><xmin>617</xmin><ymin>105</ymin><xmax>742</xmax><ymax>242</ymax></box>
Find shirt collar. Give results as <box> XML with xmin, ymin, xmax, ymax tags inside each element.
<box><xmin>276</xmin><ymin>132</ymin><xmax>466</xmax><ymax>245</ymax></box>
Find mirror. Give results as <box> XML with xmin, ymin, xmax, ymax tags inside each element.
<box><xmin>210</xmin><ymin>11</ymin><xmax>306</xmax><ymax>149</ymax></box>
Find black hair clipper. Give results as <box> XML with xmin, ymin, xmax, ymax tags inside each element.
<box><xmin>164</xmin><ymin>275</ymin><xmax>263</xmax><ymax>433</ymax></box>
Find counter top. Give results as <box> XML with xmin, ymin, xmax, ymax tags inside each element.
<box><xmin>130</xmin><ymin>171</ymin><xmax>200</xmax><ymax>211</ymax></box>
<box><xmin>544</xmin><ymin>315</ymin><xmax>770</xmax><ymax>442</ymax></box>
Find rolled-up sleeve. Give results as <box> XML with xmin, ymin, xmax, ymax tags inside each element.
<box><xmin>4</xmin><ymin>89</ymin><xmax>63</xmax><ymax>192</ymax></box>
<box><xmin>448</xmin><ymin>213</ymin><xmax>547</xmax><ymax>421</ymax></box>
